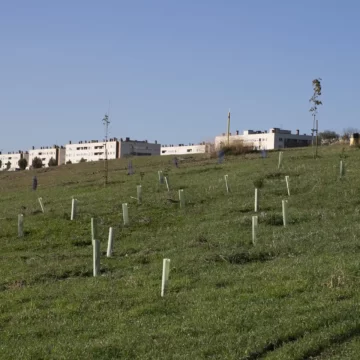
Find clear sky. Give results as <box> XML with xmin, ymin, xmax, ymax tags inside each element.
<box><xmin>1</xmin><ymin>0</ymin><xmax>359</xmax><ymax>152</ymax></box>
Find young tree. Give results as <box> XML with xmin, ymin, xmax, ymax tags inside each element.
<box><xmin>0</xmin><ymin>160</ymin><xmax>2</xmax><ymax>169</ymax></box>
<box><xmin>32</xmin><ymin>157</ymin><xmax>43</xmax><ymax>169</ymax></box>
<box><xmin>5</xmin><ymin>161</ymin><xmax>11</xmax><ymax>170</ymax></box>
<box><xmin>18</xmin><ymin>158</ymin><xmax>28</xmax><ymax>170</ymax></box>
<box><xmin>102</xmin><ymin>113</ymin><xmax>110</xmax><ymax>186</ymax></box>
<box><xmin>48</xmin><ymin>157</ymin><xmax>57</xmax><ymax>167</ymax></box>
<box><xmin>309</xmin><ymin>78</ymin><xmax>323</xmax><ymax>157</ymax></box>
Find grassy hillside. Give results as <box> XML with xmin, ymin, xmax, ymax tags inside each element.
<box><xmin>1</xmin><ymin>146</ymin><xmax>360</xmax><ymax>359</ymax></box>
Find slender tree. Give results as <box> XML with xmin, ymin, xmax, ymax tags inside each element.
<box><xmin>102</xmin><ymin>113</ymin><xmax>110</xmax><ymax>186</ymax></box>
<box><xmin>309</xmin><ymin>78</ymin><xmax>323</xmax><ymax>157</ymax></box>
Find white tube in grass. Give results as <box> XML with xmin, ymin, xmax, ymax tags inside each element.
<box><xmin>282</xmin><ymin>200</ymin><xmax>288</xmax><ymax>227</ymax></box>
<box><xmin>254</xmin><ymin>188</ymin><xmax>259</xmax><ymax>212</ymax></box>
<box><xmin>252</xmin><ymin>216</ymin><xmax>258</xmax><ymax>245</ymax></box>
<box><xmin>93</xmin><ymin>239</ymin><xmax>100</xmax><ymax>277</ymax></box>
<box><xmin>137</xmin><ymin>185</ymin><xmax>142</xmax><ymax>204</ymax></box>
<box><xmin>224</xmin><ymin>174</ymin><xmax>230</xmax><ymax>193</ymax></box>
<box><xmin>165</xmin><ymin>176</ymin><xmax>170</xmax><ymax>192</ymax></box>
<box><xmin>122</xmin><ymin>203</ymin><xmax>129</xmax><ymax>225</ymax></box>
<box><xmin>106</xmin><ymin>227</ymin><xmax>114</xmax><ymax>257</ymax></box>
<box><xmin>71</xmin><ymin>198</ymin><xmax>77</xmax><ymax>220</ymax></box>
<box><xmin>158</xmin><ymin>171</ymin><xmax>164</xmax><ymax>184</ymax></box>
<box><xmin>161</xmin><ymin>258</ymin><xmax>171</xmax><ymax>297</ymax></box>
<box><xmin>18</xmin><ymin>214</ymin><xmax>24</xmax><ymax>238</ymax></box>
<box><xmin>179</xmin><ymin>189</ymin><xmax>185</xmax><ymax>208</ymax></box>
<box><xmin>278</xmin><ymin>151</ymin><xmax>283</xmax><ymax>169</ymax></box>
<box><xmin>91</xmin><ymin>218</ymin><xmax>98</xmax><ymax>241</ymax></box>
<box><xmin>340</xmin><ymin>160</ymin><xmax>345</xmax><ymax>177</ymax></box>
<box><xmin>285</xmin><ymin>176</ymin><xmax>290</xmax><ymax>196</ymax></box>
<box><xmin>38</xmin><ymin>197</ymin><xmax>45</xmax><ymax>213</ymax></box>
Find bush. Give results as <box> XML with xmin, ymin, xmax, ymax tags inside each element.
<box><xmin>0</xmin><ymin>160</ymin><xmax>2</xmax><ymax>169</ymax></box>
<box><xmin>5</xmin><ymin>161</ymin><xmax>11</xmax><ymax>170</ymax></box>
<box><xmin>66</xmin><ymin>160</ymin><xmax>72</xmax><ymax>165</ymax></box>
<box><xmin>221</xmin><ymin>140</ymin><xmax>256</xmax><ymax>156</ymax></box>
<box><xmin>48</xmin><ymin>157</ymin><xmax>57</xmax><ymax>167</ymax></box>
<box><xmin>32</xmin><ymin>157</ymin><xmax>43</xmax><ymax>169</ymax></box>
<box><xmin>18</xmin><ymin>158</ymin><xmax>28</xmax><ymax>170</ymax></box>
<box><xmin>79</xmin><ymin>158</ymin><xmax>87</xmax><ymax>163</ymax></box>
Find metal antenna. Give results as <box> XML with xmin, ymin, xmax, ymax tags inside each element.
<box><xmin>102</xmin><ymin>104</ymin><xmax>111</xmax><ymax>186</ymax></box>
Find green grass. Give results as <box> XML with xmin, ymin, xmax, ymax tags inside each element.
<box><xmin>1</xmin><ymin>147</ymin><xmax>360</xmax><ymax>359</ymax></box>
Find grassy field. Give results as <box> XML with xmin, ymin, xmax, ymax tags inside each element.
<box><xmin>1</xmin><ymin>146</ymin><xmax>360</xmax><ymax>359</ymax></box>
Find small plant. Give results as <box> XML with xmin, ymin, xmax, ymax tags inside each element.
<box><xmin>66</xmin><ymin>160</ymin><xmax>72</xmax><ymax>164</ymax></box>
<box><xmin>18</xmin><ymin>158</ymin><xmax>28</xmax><ymax>170</ymax></box>
<box><xmin>5</xmin><ymin>161</ymin><xmax>11</xmax><ymax>170</ymax></box>
<box><xmin>48</xmin><ymin>157</ymin><xmax>57</xmax><ymax>167</ymax></box>
<box><xmin>32</xmin><ymin>157</ymin><xmax>43</xmax><ymax>169</ymax></box>
<box><xmin>79</xmin><ymin>158</ymin><xmax>87</xmax><ymax>163</ymax></box>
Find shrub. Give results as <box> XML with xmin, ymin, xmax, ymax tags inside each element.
<box><xmin>18</xmin><ymin>158</ymin><xmax>28</xmax><ymax>170</ymax></box>
<box><xmin>66</xmin><ymin>160</ymin><xmax>72</xmax><ymax>165</ymax></box>
<box><xmin>5</xmin><ymin>161</ymin><xmax>11</xmax><ymax>170</ymax></box>
<box><xmin>253</xmin><ymin>178</ymin><xmax>264</xmax><ymax>189</ymax></box>
<box><xmin>79</xmin><ymin>158</ymin><xmax>87</xmax><ymax>163</ymax></box>
<box><xmin>48</xmin><ymin>157</ymin><xmax>57</xmax><ymax>167</ymax></box>
<box><xmin>221</xmin><ymin>140</ymin><xmax>256</xmax><ymax>156</ymax></box>
<box><xmin>32</xmin><ymin>157</ymin><xmax>43</xmax><ymax>169</ymax></box>
<box><xmin>0</xmin><ymin>160</ymin><xmax>2</xmax><ymax>169</ymax></box>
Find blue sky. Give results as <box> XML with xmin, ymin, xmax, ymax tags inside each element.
<box><xmin>0</xmin><ymin>0</ymin><xmax>359</xmax><ymax>152</ymax></box>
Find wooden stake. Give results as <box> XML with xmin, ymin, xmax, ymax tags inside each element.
<box><xmin>93</xmin><ymin>239</ymin><xmax>100</xmax><ymax>277</ymax></box>
<box><xmin>106</xmin><ymin>227</ymin><xmax>114</xmax><ymax>257</ymax></box>
<box><xmin>282</xmin><ymin>200</ymin><xmax>288</xmax><ymax>227</ymax></box>
<box><xmin>122</xmin><ymin>203</ymin><xmax>129</xmax><ymax>225</ymax></box>
<box><xmin>137</xmin><ymin>185</ymin><xmax>142</xmax><ymax>204</ymax></box>
<box><xmin>161</xmin><ymin>258</ymin><xmax>171</xmax><ymax>297</ymax></box>
<box><xmin>252</xmin><ymin>216</ymin><xmax>258</xmax><ymax>245</ymax></box>
<box><xmin>179</xmin><ymin>189</ymin><xmax>185</xmax><ymax>208</ymax></box>
<box><xmin>18</xmin><ymin>214</ymin><xmax>24</xmax><ymax>238</ymax></box>
<box><xmin>278</xmin><ymin>152</ymin><xmax>283</xmax><ymax>169</ymax></box>
<box><xmin>285</xmin><ymin>176</ymin><xmax>290</xmax><ymax>196</ymax></box>
<box><xmin>224</xmin><ymin>174</ymin><xmax>230</xmax><ymax>193</ymax></box>
<box><xmin>71</xmin><ymin>198</ymin><xmax>77</xmax><ymax>220</ymax></box>
<box><xmin>91</xmin><ymin>218</ymin><xmax>97</xmax><ymax>241</ymax></box>
<box><xmin>158</xmin><ymin>171</ymin><xmax>164</xmax><ymax>184</ymax></box>
<box><xmin>340</xmin><ymin>160</ymin><xmax>345</xmax><ymax>178</ymax></box>
<box><xmin>38</xmin><ymin>197</ymin><xmax>45</xmax><ymax>213</ymax></box>
<box><xmin>254</xmin><ymin>188</ymin><xmax>259</xmax><ymax>212</ymax></box>
<box><xmin>165</xmin><ymin>176</ymin><xmax>170</xmax><ymax>192</ymax></box>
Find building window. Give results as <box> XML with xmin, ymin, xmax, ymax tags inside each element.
<box><xmin>279</xmin><ymin>138</ymin><xmax>283</xmax><ymax>141</ymax></box>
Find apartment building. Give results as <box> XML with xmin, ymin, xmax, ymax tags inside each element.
<box><xmin>161</xmin><ymin>143</ymin><xmax>207</xmax><ymax>156</ymax></box>
<box><xmin>215</xmin><ymin>128</ymin><xmax>312</xmax><ymax>150</ymax></box>
<box><xmin>65</xmin><ymin>137</ymin><xmax>160</xmax><ymax>163</ymax></box>
<box><xmin>28</xmin><ymin>146</ymin><xmax>66</xmax><ymax>168</ymax></box>
<box><xmin>65</xmin><ymin>139</ymin><xmax>119</xmax><ymax>164</ymax></box>
<box><xmin>119</xmin><ymin>137</ymin><xmax>160</xmax><ymax>157</ymax></box>
<box><xmin>0</xmin><ymin>151</ymin><xmax>29</xmax><ymax>171</ymax></box>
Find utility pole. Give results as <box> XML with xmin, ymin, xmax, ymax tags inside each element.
<box><xmin>102</xmin><ymin>113</ymin><xmax>110</xmax><ymax>186</ymax></box>
<box><xmin>227</xmin><ymin>109</ymin><xmax>231</xmax><ymax>145</ymax></box>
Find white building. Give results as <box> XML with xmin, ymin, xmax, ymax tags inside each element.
<box><xmin>28</xmin><ymin>146</ymin><xmax>66</xmax><ymax>168</ymax></box>
<box><xmin>65</xmin><ymin>139</ymin><xmax>119</xmax><ymax>164</ymax></box>
<box><xmin>65</xmin><ymin>137</ymin><xmax>160</xmax><ymax>163</ymax></box>
<box><xmin>0</xmin><ymin>151</ymin><xmax>29</xmax><ymax>171</ymax></box>
<box><xmin>215</xmin><ymin>128</ymin><xmax>312</xmax><ymax>150</ymax></box>
<box><xmin>161</xmin><ymin>143</ymin><xmax>207</xmax><ymax>156</ymax></box>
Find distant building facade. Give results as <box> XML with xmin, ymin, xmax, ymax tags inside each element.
<box><xmin>215</xmin><ymin>128</ymin><xmax>312</xmax><ymax>150</ymax></box>
<box><xmin>0</xmin><ymin>151</ymin><xmax>29</xmax><ymax>171</ymax></box>
<box><xmin>65</xmin><ymin>137</ymin><xmax>160</xmax><ymax>163</ymax></box>
<box><xmin>161</xmin><ymin>143</ymin><xmax>207</xmax><ymax>156</ymax></box>
<box><xmin>28</xmin><ymin>146</ymin><xmax>66</xmax><ymax>168</ymax></box>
